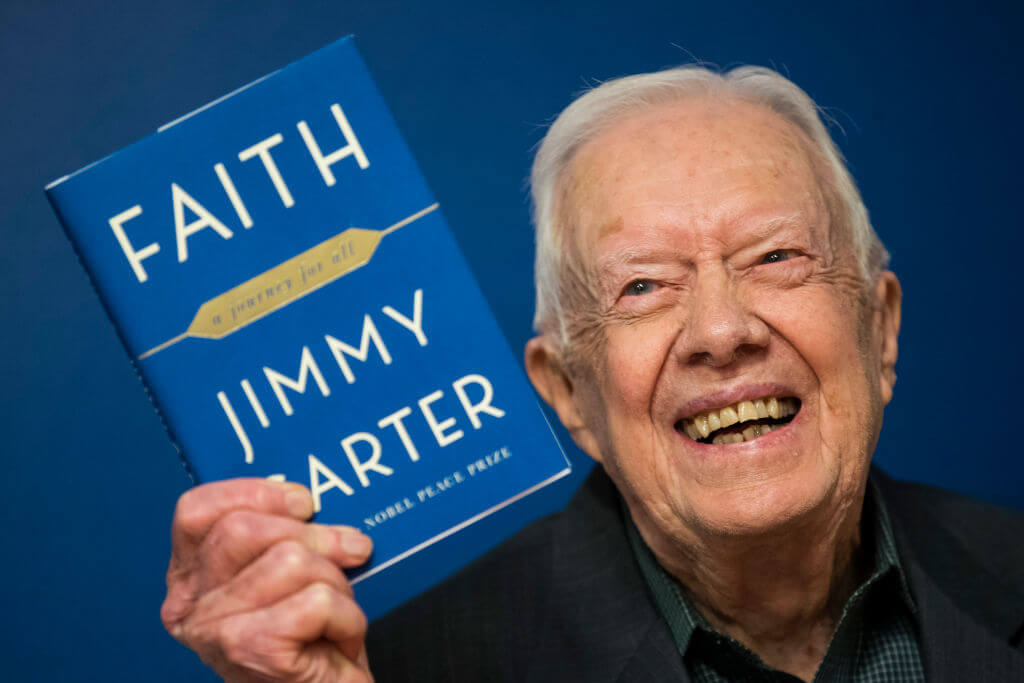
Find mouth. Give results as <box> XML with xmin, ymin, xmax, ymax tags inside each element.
<box><xmin>675</xmin><ymin>396</ymin><xmax>801</xmax><ymax>445</ymax></box>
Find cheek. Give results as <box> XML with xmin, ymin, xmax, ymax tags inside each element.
<box><xmin>759</xmin><ymin>276</ymin><xmax>860</xmax><ymax>361</ymax></box>
<box><xmin>602</xmin><ymin>321</ymin><xmax>679</xmax><ymax>415</ymax></box>
<box><xmin>759</xmin><ymin>287</ymin><xmax>874</xmax><ymax>430</ymax></box>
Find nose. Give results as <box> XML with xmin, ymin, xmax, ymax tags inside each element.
<box><xmin>679</xmin><ymin>265</ymin><xmax>770</xmax><ymax>367</ymax></box>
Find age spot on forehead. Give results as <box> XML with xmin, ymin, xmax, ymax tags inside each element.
<box><xmin>598</xmin><ymin>215</ymin><xmax>624</xmax><ymax>240</ymax></box>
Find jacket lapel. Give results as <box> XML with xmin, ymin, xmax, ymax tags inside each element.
<box><xmin>529</xmin><ymin>468</ymin><xmax>689</xmax><ymax>682</ymax></box>
<box><xmin>876</xmin><ymin>469</ymin><xmax>1024</xmax><ymax>680</ymax></box>
<box><xmin>614</xmin><ymin>620</ymin><xmax>692</xmax><ymax>682</ymax></box>
<box><xmin>907</xmin><ymin>559</ymin><xmax>1024</xmax><ymax>681</ymax></box>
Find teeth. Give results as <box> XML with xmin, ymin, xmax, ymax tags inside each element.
<box><xmin>737</xmin><ymin>401</ymin><xmax>758</xmax><ymax>422</ymax></box>
<box><xmin>779</xmin><ymin>398</ymin><xmax>796</xmax><ymax>417</ymax></box>
<box><xmin>720</xmin><ymin>406</ymin><xmax>739</xmax><ymax>427</ymax></box>
<box><xmin>709</xmin><ymin>424</ymin><xmax>781</xmax><ymax>445</ymax></box>
<box><xmin>681</xmin><ymin>396</ymin><xmax>800</xmax><ymax>444</ymax></box>
<box><xmin>755</xmin><ymin>400</ymin><xmax>769</xmax><ymax>419</ymax></box>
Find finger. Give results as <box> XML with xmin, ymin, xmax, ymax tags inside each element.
<box><xmin>171</xmin><ymin>479</ymin><xmax>314</xmax><ymax>559</ymax></box>
<box><xmin>212</xmin><ymin>583</ymin><xmax>369</xmax><ymax>677</ymax></box>
<box><xmin>193</xmin><ymin>539</ymin><xmax>354</xmax><ymax>622</ymax></box>
<box><xmin>164</xmin><ymin>480</ymin><xmax>311</xmax><ymax>629</ymax></box>
<box><xmin>270</xmin><ymin>582</ymin><xmax>369</xmax><ymax>665</ymax></box>
<box><xmin>195</xmin><ymin>511</ymin><xmax>372</xmax><ymax>590</ymax></box>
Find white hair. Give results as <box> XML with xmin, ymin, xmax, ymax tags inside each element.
<box><xmin>530</xmin><ymin>65</ymin><xmax>889</xmax><ymax>345</ymax></box>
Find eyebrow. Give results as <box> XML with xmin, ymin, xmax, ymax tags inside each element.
<box><xmin>593</xmin><ymin>210</ymin><xmax>812</xmax><ymax>281</ymax></box>
<box><xmin>595</xmin><ymin>246</ymin><xmax>682</xmax><ymax>275</ymax></box>
<box><xmin>743</xmin><ymin>212</ymin><xmax>807</xmax><ymax>241</ymax></box>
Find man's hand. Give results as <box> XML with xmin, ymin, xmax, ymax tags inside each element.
<box><xmin>161</xmin><ymin>479</ymin><xmax>374</xmax><ymax>682</ymax></box>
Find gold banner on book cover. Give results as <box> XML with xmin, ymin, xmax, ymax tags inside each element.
<box><xmin>138</xmin><ymin>203</ymin><xmax>438</xmax><ymax>360</ymax></box>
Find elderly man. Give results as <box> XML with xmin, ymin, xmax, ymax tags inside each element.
<box><xmin>161</xmin><ymin>65</ymin><xmax>1024</xmax><ymax>681</ymax></box>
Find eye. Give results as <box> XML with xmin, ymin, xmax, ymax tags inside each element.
<box><xmin>760</xmin><ymin>249</ymin><xmax>796</xmax><ymax>264</ymax></box>
<box><xmin>623</xmin><ymin>279</ymin><xmax>660</xmax><ymax>296</ymax></box>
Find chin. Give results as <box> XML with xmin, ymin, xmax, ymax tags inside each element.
<box><xmin>678</xmin><ymin>464</ymin><xmax>840</xmax><ymax>539</ymax></box>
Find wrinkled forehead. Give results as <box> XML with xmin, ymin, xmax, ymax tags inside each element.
<box><xmin>556</xmin><ymin>96</ymin><xmax>837</xmax><ymax>266</ymax></box>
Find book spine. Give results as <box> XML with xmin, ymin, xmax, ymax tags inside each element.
<box><xmin>45</xmin><ymin>188</ymin><xmax>197</xmax><ymax>485</ymax></box>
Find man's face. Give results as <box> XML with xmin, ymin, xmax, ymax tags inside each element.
<box><xmin>544</xmin><ymin>97</ymin><xmax>900</xmax><ymax>545</ymax></box>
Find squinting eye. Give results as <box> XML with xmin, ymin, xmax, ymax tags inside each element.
<box><xmin>623</xmin><ymin>279</ymin><xmax>659</xmax><ymax>296</ymax></box>
<box><xmin>761</xmin><ymin>250</ymin><xmax>794</xmax><ymax>264</ymax></box>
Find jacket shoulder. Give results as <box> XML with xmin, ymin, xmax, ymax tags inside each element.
<box><xmin>875</xmin><ymin>470</ymin><xmax>1024</xmax><ymax>646</ymax></box>
<box><xmin>877</xmin><ymin>473</ymin><xmax>1024</xmax><ymax>580</ymax></box>
<box><xmin>366</xmin><ymin>506</ymin><xmax>565</xmax><ymax>682</ymax></box>
<box><xmin>365</xmin><ymin>468</ymin><xmax>665</xmax><ymax>682</ymax></box>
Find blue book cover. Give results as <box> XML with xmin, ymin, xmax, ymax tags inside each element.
<box><xmin>46</xmin><ymin>36</ymin><xmax>570</xmax><ymax>620</ymax></box>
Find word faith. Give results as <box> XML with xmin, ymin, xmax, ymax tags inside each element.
<box><xmin>109</xmin><ymin>103</ymin><xmax>369</xmax><ymax>283</ymax></box>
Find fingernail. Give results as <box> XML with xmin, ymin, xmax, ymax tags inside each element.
<box><xmin>285</xmin><ymin>489</ymin><xmax>313</xmax><ymax>518</ymax></box>
<box><xmin>337</xmin><ymin>527</ymin><xmax>372</xmax><ymax>556</ymax></box>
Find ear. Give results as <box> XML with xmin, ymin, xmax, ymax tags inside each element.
<box><xmin>873</xmin><ymin>271</ymin><xmax>902</xmax><ymax>405</ymax></box>
<box><xmin>524</xmin><ymin>336</ymin><xmax>604</xmax><ymax>462</ymax></box>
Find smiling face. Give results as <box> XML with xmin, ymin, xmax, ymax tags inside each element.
<box><xmin>527</xmin><ymin>96</ymin><xmax>901</xmax><ymax>548</ymax></box>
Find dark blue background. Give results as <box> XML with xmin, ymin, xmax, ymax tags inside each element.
<box><xmin>3</xmin><ymin>1</ymin><xmax>1021</xmax><ymax>679</ymax></box>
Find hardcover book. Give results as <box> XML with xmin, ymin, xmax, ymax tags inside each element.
<box><xmin>46</xmin><ymin>36</ymin><xmax>570</xmax><ymax>619</ymax></box>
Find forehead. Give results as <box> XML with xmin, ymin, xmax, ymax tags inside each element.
<box><xmin>561</xmin><ymin>96</ymin><xmax>829</xmax><ymax>258</ymax></box>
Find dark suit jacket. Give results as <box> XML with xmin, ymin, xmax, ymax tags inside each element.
<box><xmin>366</xmin><ymin>468</ymin><xmax>1024</xmax><ymax>681</ymax></box>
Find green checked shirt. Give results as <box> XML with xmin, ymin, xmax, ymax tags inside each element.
<box><xmin>625</xmin><ymin>478</ymin><xmax>925</xmax><ymax>682</ymax></box>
